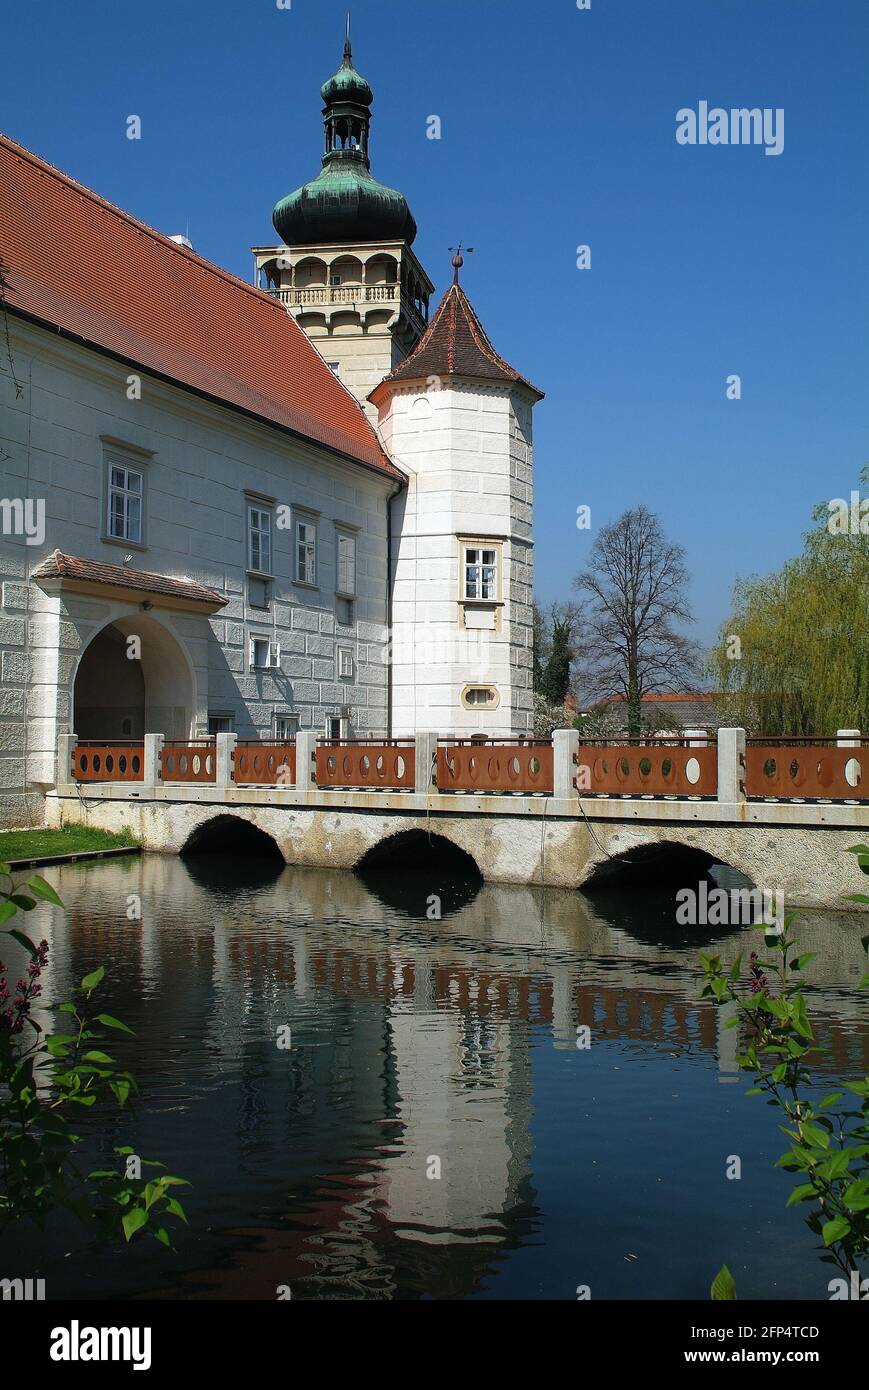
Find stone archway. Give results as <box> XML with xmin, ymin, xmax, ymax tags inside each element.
<box><xmin>73</xmin><ymin>615</ymin><xmax>194</xmax><ymax>739</ymax></box>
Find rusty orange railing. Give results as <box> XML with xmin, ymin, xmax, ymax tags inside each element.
<box><xmin>436</xmin><ymin>740</ymin><xmax>554</xmax><ymax>794</ymax></box>
<box><xmin>159</xmin><ymin>740</ymin><xmax>216</xmax><ymax>784</ymax></box>
<box><xmin>315</xmin><ymin>739</ymin><xmax>415</xmax><ymax>789</ymax></box>
<box><xmin>577</xmin><ymin>741</ymin><xmax>717</xmax><ymax>797</ymax></box>
<box><xmin>745</xmin><ymin>741</ymin><xmax>867</xmax><ymax>800</ymax></box>
<box><xmin>233</xmin><ymin>742</ymin><xmax>296</xmax><ymax>786</ymax></box>
<box><xmin>73</xmin><ymin>742</ymin><xmax>145</xmax><ymax>783</ymax></box>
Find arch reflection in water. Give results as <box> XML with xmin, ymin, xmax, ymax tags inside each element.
<box><xmin>181</xmin><ymin>814</ymin><xmax>286</xmax><ymax>892</ymax></box>
<box><xmin>354</xmin><ymin>829</ymin><xmax>482</xmax><ymax>918</ymax></box>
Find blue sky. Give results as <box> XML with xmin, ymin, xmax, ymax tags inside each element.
<box><xmin>3</xmin><ymin>0</ymin><xmax>866</xmax><ymax>644</ymax></box>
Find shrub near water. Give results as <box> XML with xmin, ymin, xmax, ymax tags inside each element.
<box><xmin>0</xmin><ymin>861</ymin><xmax>188</xmax><ymax>1247</ymax></box>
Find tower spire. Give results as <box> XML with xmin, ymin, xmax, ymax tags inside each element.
<box><xmin>344</xmin><ymin>11</ymin><xmax>352</xmax><ymax>65</ymax></box>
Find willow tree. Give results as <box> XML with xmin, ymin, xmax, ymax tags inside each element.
<box><xmin>710</xmin><ymin>468</ymin><xmax>869</xmax><ymax>735</ymax></box>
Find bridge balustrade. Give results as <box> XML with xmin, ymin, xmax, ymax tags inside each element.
<box><xmin>315</xmin><ymin>739</ymin><xmax>415</xmax><ymax>789</ymax></box>
<box><xmin>159</xmin><ymin>740</ymin><xmax>217</xmax><ymax>784</ymax></box>
<box><xmin>436</xmin><ymin>739</ymin><xmax>554</xmax><ymax>794</ymax></box>
<box><xmin>577</xmin><ymin>738</ymin><xmax>718</xmax><ymax>798</ymax></box>
<box><xmin>745</xmin><ymin>739</ymin><xmax>867</xmax><ymax>801</ymax></box>
<box><xmin>72</xmin><ymin>741</ymin><xmax>145</xmax><ymax>783</ymax></box>
<box><xmin>233</xmin><ymin>742</ymin><xmax>296</xmax><ymax>786</ymax></box>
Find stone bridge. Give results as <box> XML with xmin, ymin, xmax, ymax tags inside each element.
<box><xmin>46</xmin><ymin>729</ymin><xmax>869</xmax><ymax>908</ymax></box>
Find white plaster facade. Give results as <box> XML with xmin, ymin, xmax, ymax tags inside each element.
<box><xmin>375</xmin><ymin>378</ymin><xmax>536</xmax><ymax>737</ymax></box>
<box><xmin>0</xmin><ymin>316</ymin><xmax>393</xmax><ymax>826</ymax></box>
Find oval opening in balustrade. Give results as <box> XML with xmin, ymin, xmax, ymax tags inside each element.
<box><xmin>360</xmin><ymin>755</ymin><xmax>371</xmax><ymax>776</ymax></box>
<box><xmin>788</xmin><ymin>757</ymin><xmax>806</xmax><ymax>786</ymax></box>
<box><xmin>639</xmin><ymin>757</ymin><xmax>652</xmax><ymax>778</ymax></box>
<box><xmin>327</xmin><ymin>755</ymin><xmax>336</xmax><ymax>774</ymax></box>
<box><xmin>661</xmin><ymin>758</ymin><xmax>673</xmax><ymax>780</ymax></box>
<box><xmin>376</xmin><ymin>754</ymin><xmax>385</xmax><ymax>775</ymax></box>
<box><xmin>467</xmin><ymin>755</ymin><xmax>479</xmax><ymax>782</ymax></box>
<box><xmin>444</xmin><ymin>755</ymin><xmax>457</xmax><ymax>780</ymax></box>
<box><xmin>816</xmin><ymin>756</ymin><xmax>835</xmax><ymax>789</ymax></box>
<box><xmin>395</xmin><ymin>755</ymin><xmax>406</xmax><ymax>780</ymax></box>
<box><xmin>763</xmin><ymin>757</ymin><xmax>777</xmax><ymax>780</ymax></box>
<box><xmin>509</xmin><ymin>756</ymin><xmax>521</xmax><ymax>781</ymax></box>
<box><xmin>192</xmin><ymin>755</ymin><xmax>202</xmax><ymax>776</ymax></box>
<box><xmin>845</xmin><ymin>757</ymin><xmax>862</xmax><ymax>789</ymax></box>
<box><xmin>93</xmin><ymin>754</ymin><xmax>102</xmax><ymax>773</ymax></box>
<box><xmin>104</xmin><ymin>754</ymin><xmax>114</xmax><ymax>774</ymax></box>
<box><xmin>529</xmin><ymin>756</ymin><xmax>541</xmax><ymax>778</ymax></box>
<box><xmin>178</xmin><ymin>755</ymin><xmax>189</xmax><ymax>775</ymax></box>
<box><xmin>342</xmin><ymin>755</ymin><xmax>352</xmax><ymax>776</ymax></box>
<box><xmin>487</xmin><ymin>756</ymin><xmax>501</xmax><ymax>781</ymax></box>
<box><xmin>685</xmin><ymin>757</ymin><xmax>701</xmax><ymax>785</ymax></box>
<box><xmin>593</xmin><ymin>756</ymin><xmax>608</xmax><ymax>783</ymax></box>
<box><xmin>132</xmin><ymin>755</ymin><xmax>141</xmax><ymax>774</ymax></box>
<box><xmin>616</xmin><ymin>757</ymin><xmax>631</xmax><ymax>782</ymax></box>
<box><xmin>119</xmin><ymin>755</ymin><xmax>128</xmax><ymax>774</ymax></box>
<box><xmin>205</xmin><ymin>755</ymin><xmax>214</xmax><ymax>776</ymax></box>
<box><xmin>80</xmin><ymin>754</ymin><xmax>89</xmax><ymax>773</ymax></box>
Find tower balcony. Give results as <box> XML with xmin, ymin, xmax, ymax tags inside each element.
<box><xmin>266</xmin><ymin>282</ymin><xmax>427</xmax><ymax>332</ymax></box>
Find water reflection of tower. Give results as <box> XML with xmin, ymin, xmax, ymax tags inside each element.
<box><xmin>378</xmin><ymin>948</ymin><xmax>534</xmax><ymax>1242</ymax></box>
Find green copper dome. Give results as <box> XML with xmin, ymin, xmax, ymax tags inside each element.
<box><xmin>272</xmin><ymin>29</ymin><xmax>417</xmax><ymax>248</ymax></box>
<box><xmin>273</xmin><ymin>160</ymin><xmax>416</xmax><ymax>247</ymax></box>
<box><xmin>320</xmin><ymin>61</ymin><xmax>372</xmax><ymax>107</ymax></box>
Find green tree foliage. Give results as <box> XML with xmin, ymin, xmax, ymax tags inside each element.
<box><xmin>711</xmin><ymin>467</ymin><xmax>869</xmax><ymax>735</ymax></box>
<box><xmin>539</xmin><ymin>617</ymin><xmax>573</xmax><ymax>705</ymax></box>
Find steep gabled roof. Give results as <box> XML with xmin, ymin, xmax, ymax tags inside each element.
<box><xmin>370</xmin><ymin>280</ymin><xmax>543</xmax><ymax>404</ymax></box>
<box><xmin>0</xmin><ymin>133</ymin><xmax>400</xmax><ymax>480</ymax></box>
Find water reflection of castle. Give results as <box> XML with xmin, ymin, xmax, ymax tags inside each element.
<box><xmin>26</xmin><ymin>854</ymin><xmax>869</xmax><ymax>1296</ymax></box>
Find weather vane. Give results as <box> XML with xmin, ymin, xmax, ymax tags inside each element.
<box><xmin>448</xmin><ymin>242</ymin><xmax>475</xmax><ymax>284</ymax></box>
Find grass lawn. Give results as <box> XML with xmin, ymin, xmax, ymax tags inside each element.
<box><xmin>0</xmin><ymin>824</ymin><xmax>140</xmax><ymax>863</ymax></box>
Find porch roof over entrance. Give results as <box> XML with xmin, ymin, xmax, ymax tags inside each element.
<box><xmin>32</xmin><ymin>550</ymin><xmax>228</xmax><ymax>614</ymax></box>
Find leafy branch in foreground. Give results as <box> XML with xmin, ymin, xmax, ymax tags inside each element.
<box><xmin>1</xmin><ymin>862</ymin><xmax>189</xmax><ymax>1247</ymax></box>
<box><xmin>704</xmin><ymin>846</ymin><xmax>869</xmax><ymax>1299</ymax></box>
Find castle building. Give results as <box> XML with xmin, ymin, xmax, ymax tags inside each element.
<box><xmin>0</xmin><ymin>27</ymin><xmax>542</xmax><ymax>827</ymax></box>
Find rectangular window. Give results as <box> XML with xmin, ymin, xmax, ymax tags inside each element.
<box><xmin>248</xmin><ymin>506</ymin><xmax>272</xmax><ymax>575</ymax></box>
<box><xmin>107</xmin><ymin>464</ymin><xmax>143</xmax><ymax>544</ymax></box>
<box><xmin>273</xmin><ymin>712</ymin><xmax>299</xmax><ymax>740</ymax></box>
<box><xmin>208</xmin><ymin>712</ymin><xmax>235</xmax><ymax>734</ymax></box>
<box><xmin>337</xmin><ymin>647</ymin><xmax>354</xmax><ymax>680</ymax></box>
<box><xmin>295</xmin><ymin>518</ymin><xmax>317</xmax><ymax>585</ymax></box>
<box><xmin>336</xmin><ymin>596</ymin><xmax>355</xmax><ymax>627</ymax></box>
<box><xmin>326</xmin><ymin>362</ymin><xmax>341</xmax><ymax>378</ymax></box>
<box><xmin>464</xmin><ymin>545</ymin><xmax>497</xmax><ymax>601</ymax></box>
<box><xmin>336</xmin><ymin>531</ymin><xmax>356</xmax><ymax>597</ymax></box>
<box><xmin>248</xmin><ymin>575</ymin><xmax>271</xmax><ymax>610</ymax></box>
<box><xmin>326</xmin><ymin>715</ymin><xmax>347</xmax><ymax>740</ymax></box>
<box><xmin>250</xmin><ymin>636</ymin><xmax>278</xmax><ymax>670</ymax></box>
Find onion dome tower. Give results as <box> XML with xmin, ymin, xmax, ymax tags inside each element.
<box><xmin>253</xmin><ymin>17</ymin><xmax>433</xmax><ymax>415</ymax></box>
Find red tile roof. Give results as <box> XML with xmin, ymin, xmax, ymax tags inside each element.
<box><xmin>32</xmin><ymin>550</ymin><xmax>227</xmax><ymax>608</ymax></box>
<box><xmin>370</xmin><ymin>281</ymin><xmax>543</xmax><ymax>404</ymax></box>
<box><xmin>0</xmin><ymin>133</ymin><xmax>400</xmax><ymax>480</ymax></box>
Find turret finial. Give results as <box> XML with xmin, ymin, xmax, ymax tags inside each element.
<box><xmin>343</xmin><ymin>12</ymin><xmax>352</xmax><ymax>65</ymax></box>
<box><xmin>449</xmin><ymin>243</ymin><xmax>475</xmax><ymax>285</ymax></box>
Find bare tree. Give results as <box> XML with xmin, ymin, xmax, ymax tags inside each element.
<box><xmin>574</xmin><ymin>506</ymin><xmax>700</xmax><ymax>737</ymax></box>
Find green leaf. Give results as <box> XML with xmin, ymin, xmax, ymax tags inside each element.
<box><xmin>80</xmin><ymin>966</ymin><xmax>105</xmax><ymax>993</ymax></box>
<box><xmin>822</xmin><ymin>1216</ymin><xmax>851</xmax><ymax>1247</ymax></box>
<box><xmin>122</xmin><ymin>1206</ymin><xmax>148</xmax><ymax>1242</ymax></box>
<box><xmin>26</xmin><ymin>876</ymin><xmax>63</xmax><ymax>906</ymax></box>
<box><xmin>154</xmin><ymin>1227</ymin><xmax>172</xmax><ymax>1248</ymax></box>
<box><xmin>6</xmin><ymin>927</ymin><xmax>38</xmax><ymax>955</ymax></box>
<box><xmin>165</xmin><ymin>1196</ymin><xmax>188</xmax><ymax>1223</ymax></box>
<box><xmin>81</xmin><ymin>1050</ymin><xmax>114</xmax><ymax>1065</ymax></box>
<box><xmin>110</xmin><ymin>1080</ymin><xmax>131</xmax><ymax>1106</ymax></box>
<box><xmin>0</xmin><ymin>900</ymin><xmax>17</xmax><ymax>924</ymax></box>
<box><xmin>9</xmin><ymin>894</ymin><xmax>36</xmax><ymax>911</ymax></box>
<box><xmin>96</xmin><ymin>1013</ymin><xmax>134</xmax><ymax>1035</ymax></box>
<box><xmin>711</xmin><ymin>1264</ymin><xmax>737</xmax><ymax>1301</ymax></box>
<box><xmin>793</xmin><ymin>953</ymin><xmax>817</xmax><ymax>972</ymax></box>
<box><xmin>786</xmin><ymin>1183</ymin><xmax>817</xmax><ymax>1207</ymax></box>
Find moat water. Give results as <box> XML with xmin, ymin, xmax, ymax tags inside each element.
<box><xmin>4</xmin><ymin>849</ymin><xmax>868</xmax><ymax>1301</ymax></box>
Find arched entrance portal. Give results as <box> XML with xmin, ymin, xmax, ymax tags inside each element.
<box><xmin>73</xmin><ymin>616</ymin><xmax>194</xmax><ymax>739</ymax></box>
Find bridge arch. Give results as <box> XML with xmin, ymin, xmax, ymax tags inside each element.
<box><xmin>180</xmin><ymin>814</ymin><xmax>285</xmax><ymax>862</ymax></box>
<box><xmin>581</xmin><ymin>839</ymin><xmax>753</xmax><ymax>892</ymax></box>
<box><xmin>354</xmin><ymin>830</ymin><xmax>482</xmax><ymax>918</ymax></box>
